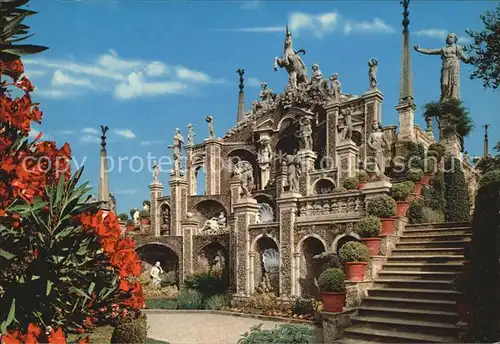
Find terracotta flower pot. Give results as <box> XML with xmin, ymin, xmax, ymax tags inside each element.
<box><xmin>379</xmin><ymin>218</ymin><xmax>395</xmax><ymax>236</ymax></box>
<box><xmin>358</xmin><ymin>182</ymin><xmax>367</xmax><ymax>190</ymax></box>
<box><xmin>344</xmin><ymin>262</ymin><xmax>368</xmax><ymax>282</ymax></box>
<box><xmin>360</xmin><ymin>237</ymin><xmax>382</xmax><ymax>256</ymax></box>
<box><xmin>414</xmin><ymin>182</ymin><xmax>424</xmax><ymax>195</ymax></box>
<box><xmin>456</xmin><ymin>295</ymin><xmax>473</xmax><ymax>323</ymax></box>
<box><xmin>422</xmin><ymin>173</ymin><xmax>433</xmax><ymax>185</ymax></box>
<box><xmin>140</xmin><ymin>218</ymin><xmax>150</xmax><ymax>225</ymax></box>
<box><xmin>396</xmin><ymin>201</ymin><xmax>410</xmax><ymax>217</ymax></box>
<box><xmin>320</xmin><ymin>292</ymin><xmax>346</xmax><ymax>313</ymax></box>
<box><xmin>126</xmin><ymin>224</ymin><xmax>135</xmax><ymax>231</ymax></box>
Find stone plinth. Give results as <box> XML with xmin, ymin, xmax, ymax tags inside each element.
<box><xmin>233</xmin><ymin>198</ymin><xmax>259</xmax><ymax>296</ymax></box>
<box><xmin>396</xmin><ymin>101</ymin><xmax>417</xmax><ymax>143</ymax></box>
<box><xmin>368</xmin><ymin>255</ymin><xmax>387</xmax><ymax>280</ymax></box>
<box><xmin>149</xmin><ymin>182</ymin><xmax>164</xmax><ymax>237</ymax></box>
<box><xmin>181</xmin><ymin>219</ymin><xmax>198</xmax><ymax>284</ymax></box>
<box><xmin>336</xmin><ymin>140</ymin><xmax>359</xmax><ymax>186</ymax></box>
<box><xmin>297</xmin><ymin>149</ymin><xmax>317</xmax><ymax>196</ymax></box>
<box><xmin>362</xmin><ymin>89</ymin><xmax>384</xmax><ymax>133</ymax></box>
<box><xmin>345</xmin><ymin>280</ymin><xmax>373</xmax><ymax>308</ymax></box>
<box><xmin>169</xmin><ymin>176</ymin><xmax>188</xmax><ymax>236</ymax></box>
<box><xmin>204</xmin><ymin>139</ymin><xmax>222</xmax><ymax>195</ymax></box>
<box><xmin>441</xmin><ymin>131</ymin><xmax>462</xmax><ymax>159</ymax></box>
<box><xmin>361</xmin><ymin>180</ymin><xmax>392</xmax><ymax>201</ymax></box>
<box><xmin>322</xmin><ymin>309</ymin><xmax>356</xmax><ymax>342</ymax></box>
<box><xmin>229</xmin><ymin>179</ymin><xmax>241</xmax><ymax>213</ymax></box>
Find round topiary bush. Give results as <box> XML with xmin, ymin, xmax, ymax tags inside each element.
<box><xmin>118</xmin><ymin>213</ymin><xmax>129</xmax><ymax>221</ymax></box>
<box><xmin>338</xmin><ymin>241</ymin><xmax>370</xmax><ymax>263</ymax></box>
<box><xmin>356</xmin><ymin>171</ymin><xmax>369</xmax><ymax>183</ymax></box>
<box><xmin>111</xmin><ymin>315</ymin><xmax>147</xmax><ymax>344</ymax></box>
<box><xmin>390</xmin><ymin>181</ymin><xmax>415</xmax><ymax>201</ymax></box>
<box><xmin>318</xmin><ymin>268</ymin><xmax>346</xmax><ymax>292</ymax></box>
<box><xmin>406</xmin><ymin>168</ymin><xmax>424</xmax><ymax>182</ymax></box>
<box><xmin>343</xmin><ymin>177</ymin><xmax>359</xmax><ymax>190</ymax></box>
<box><xmin>367</xmin><ymin>195</ymin><xmax>396</xmax><ymax>218</ymax></box>
<box><xmin>354</xmin><ymin>216</ymin><xmax>381</xmax><ymax>238</ymax></box>
<box><xmin>139</xmin><ymin>209</ymin><xmax>150</xmax><ymax>218</ymax></box>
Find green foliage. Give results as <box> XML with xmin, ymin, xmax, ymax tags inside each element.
<box><xmin>110</xmin><ymin>314</ymin><xmax>147</xmax><ymax>344</ymax></box>
<box><xmin>183</xmin><ymin>271</ymin><xmax>228</xmax><ymax>298</ymax></box>
<box><xmin>139</xmin><ymin>210</ymin><xmax>150</xmax><ymax>218</ymax></box>
<box><xmin>428</xmin><ymin>143</ymin><xmax>446</xmax><ymax>161</ymax></box>
<box><xmin>145</xmin><ymin>298</ymin><xmax>178</xmax><ymax>310</ymax></box>
<box><xmin>160</xmin><ymin>271</ymin><xmax>177</xmax><ymax>287</ymax></box>
<box><xmin>423</xmin><ymin>156</ymin><xmax>438</xmax><ymax>174</ymax></box>
<box><xmin>342</xmin><ymin>177</ymin><xmax>359</xmax><ymax>190</ymax></box>
<box><xmin>422</xmin><ymin>207</ymin><xmax>445</xmax><ymax>223</ymax></box>
<box><xmin>390</xmin><ymin>181</ymin><xmax>414</xmax><ymax>201</ymax></box>
<box><xmin>353</xmin><ymin>216</ymin><xmax>380</xmax><ymax>238</ymax></box>
<box><xmin>291</xmin><ymin>297</ymin><xmax>315</xmax><ymax>315</ymax></box>
<box><xmin>356</xmin><ymin>171</ymin><xmax>369</xmax><ymax>183</ymax></box>
<box><xmin>317</xmin><ymin>268</ymin><xmax>346</xmax><ymax>293</ymax></box>
<box><xmin>423</xmin><ymin>99</ymin><xmax>474</xmax><ymax>142</ymax></box>
<box><xmin>332</xmin><ymin>187</ymin><xmax>347</xmax><ymax>193</ymax></box>
<box><xmin>338</xmin><ymin>241</ymin><xmax>370</xmax><ymax>263</ymax></box>
<box><xmin>408</xmin><ymin>200</ymin><xmax>426</xmax><ymax>224</ymax></box>
<box><xmin>366</xmin><ymin>195</ymin><xmax>396</xmax><ymax>218</ymax></box>
<box><xmin>406</xmin><ymin>142</ymin><xmax>426</xmax><ymax>169</ymax></box>
<box><xmin>470</xmin><ymin>170</ymin><xmax>500</xmax><ymax>341</ymax></box>
<box><xmin>204</xmin><ymin>294</ymin><xmax>228</xmax><ymax>310</ymax></box>
<box><xmin>464</xmin><ymin>3</ymin><xmax>500</xmax><ymax>89</ymax></box>
<box><xmin>406</xmin><ymin>168</ymin><xmax>424</xmax><ymax>182</ymax></box>
<box><xmin>118</xmin><ymin>213</ymin><xmax>128</xmax><ymax>221</ymax></box>
<box><xmin>423</xmin><ymin>171</ymin><xmax>446</xmax><ymax>211</ymax></box>
<box><xmin>176</xmin><ymin>289</ymin><xmax>203</xmax><ymax>309</ymax></box>
<box><xmin>443</xmin><ymin>157</ymin><xmax>471</xmax><ymax>222</ymax></box>
<box><xmin>238</xmin><ymin>324</ymin><xmax>315</xmax><ymax>344</ymax></box>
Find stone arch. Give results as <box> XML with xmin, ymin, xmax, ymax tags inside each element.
<box><xmin>195</xmin><ymin>165</ymin><xmax>206</xmax><ymax>195</ymax></box>
<box><xmin>277</xmin><ymin>115</ymin><xmax>295</xmax><ymax>132</ymax></box>
<box><xmin>352</xmin><ymin>130</ymin><xmax>363</xmax><ymax>147</ymax></box>
<box><xmin>313</xmin><ymin>178</ymin><xmax>336</xmax><ymax>195</ymax></box>
<box><xmin>296</xmin><ymin>234</ymin><xmax>327</xmax><ymax>298</ymax></box>
<box><xmin>193</xmin><ymin>199</ymin><xmax>228</xmax><ymax>227</ymax></box>
<box><xmin>250</xmin><ymin>234</ymin><xmax>279</xmax><ymax>294</ymax></box>
<box><xmin>135</xmin><ymin>243</ymin><xmax>180</xmax><ymax>286</ymax></box>
<box><xmin>331</xmin><ymin>233</ymin><xmax>360</xmax><ymax>253</ymax></box>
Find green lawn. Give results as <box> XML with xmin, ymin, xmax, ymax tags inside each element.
<box><xmin>67</xmin><ymin>325</ymin><xmax>169</xmax><ymax>344</ymax></box>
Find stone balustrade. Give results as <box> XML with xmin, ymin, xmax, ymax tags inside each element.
<box><xmin>297</xmin><ymin>191</ymin><xmax>365</xmax><ymax>221</ymax></box>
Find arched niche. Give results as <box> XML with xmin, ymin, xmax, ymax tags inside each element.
<box><xmin>160</xmin><ymin>203</ymin><xmax>171</xmax><ymax>235</ymax></box>
<box><xmin>297</xmin><ymin>235</ymin><xmax>327</xmax><ymax>298</ymax></box>
<box><xmin>135</xmin><ymin>243</ymin><xmax>179</xmax><ymax>286</ymax></box>
<box><xmin>193</xmin><ymin>199</ymin><xmax>227</xmax><ymax>227</ymax></box>
<box><xmin>195</xmin><ymin>242</ymin><xmax>230</xmax><ymax>292</ymax></box>
<box><xmin>252</xmin><ymin>236</ymin><xmax>279</xmax><ymax>294</ymax></box>
<box><xmin>332</xmin><ymin>233</ymin><xmax>360</xmax><ymax>253</ymax></box>
<box><xmin>195</xmin><ymin>166</ymin><xmax>206</xmax><ymax>195</ymax></box>
<box><xmin>314</xmin><ymin>178</ymin><xmax>336</xmax><ymax>195</ymax></box>
<box><xmin>254</xmin><ymin>194</ymin><xmax>276</xmax><ymax>224</ymax></box>
<box><xmin>227</xmin><ymin>149</ymin><xmax>259</xmax><ymax>190</ymax></box>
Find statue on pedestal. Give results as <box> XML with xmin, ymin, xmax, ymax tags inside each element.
<box><xmin>367</xmin><ymin>122</ymin><xmax>389</xmax><ymax>178</ymax></box>
<box><xmin>109</xmin><ymin>193</ymin><xmax>116</xmax><ymax>213</ymax></box>
<box><xmin>368</xmin><ymin>58</ymin><xmax>378</xmax><ymax>89</ymax></box>
<box><xmin>150</xmin><ymin>261</ymin><xmax>163</xmax><ymax>288</ymax></box>
<box><xmin>206</xmin><ymin>115</ymin><xmax>215</xmax><ymax>139</ymax></box>
<box><xmin>309</xmin><ymin>64</ymin><xmax>329</xmax><ymax>95</ymax></box>
<box><xmin>273</xmin><ymin>24</ymin><xmax>308</xmax><ymax>88</ymax></box>
<box><xmin>330</xmin><ymin>73</ymin><xmax>341</xmax><ymax>101</ymax></box>
<box><xmin>341</xmin><ymin>108</ymin><xmax>353</xmax><ymax>142</ymax></box>
<box><xmin>132</xmin><ymin>208</ymin><xmax>140</xmax><ymax>226</ymax></box>
<box><xmin>257</xmin><ymin>138</ymin><xmax>272</xmax><ymax>171</ymax></box>
<box><xmin>414</xmin><ymin>33</ymin><xmax>470</xmax><ymax>101</ymax></box>
<box><xmin>298</xmin><ymin>117</ymin><xmax>313</xmax><ymax>150</ymax></box>
<box><xmin>152</xmin><ymin>160</ymin><xmax>160</xmax><ymax>183</ymax></box>
<box><xmin>187</xmin><ymin>123</ymin><xmax>195</xmax><ymax>145</ymax></box>
<box><xmin>234</xmin><ymin>160</ymin><xmax>254</xmax><ymax>198</ymax></box>
<box><xmin>286</xmin><ymin>153</ymin><xmax>301</xmax><ymax>193</ymax></box>
<box><xmin>211</xmin><ymin>249</ymin><xmax>225</xmax><ymax>273</ymax></box>
<box><xmin>168</xmin><ymin>128</ymin><xmax>184</xmax><ymax>175</ymax></box>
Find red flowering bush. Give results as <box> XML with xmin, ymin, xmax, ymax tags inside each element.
<box><xmin>0</xmin><ymin>1</ymin><xmax>144</xmax><ymax>343</ymax></box>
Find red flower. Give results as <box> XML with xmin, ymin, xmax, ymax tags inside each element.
<box><xmin>47</xmin><ymin>328</ymin><xmax>66</xmax><ymax>344</ymax></box>
<box><xmin>1</xmin><ymin>330</ymin><xmax>23</xmax><ymax>344</ymax></box>
<box><xmin>76</xmin><ymin>336</ymin><xmax>89</xmax><ymax>344</ymax></box>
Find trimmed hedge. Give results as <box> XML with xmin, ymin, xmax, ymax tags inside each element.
<box><xmin>443</xmin><ymin>157</ymin><xmax>471</xmax><ymax>222</ymax></box>
<box><xmin>391</xmin><ymin>181</ymin><xmax>414</xmax><ymax>201</ymax></box>
<box><xmin>318</xmin><ymin>268</ymin><xmax>346</xmax><ymax>292</ymax></box>
<box><xmin>343</xmin><ymin>177</ymin><xmax>359</xmax><ymax>190</ymax></box>
<box><xmin>367</xmin><ymin>195</ymin><xmax>396</xmax><ymax>218</ymax></box>
<box><xmin>338</xmin><ymin>241</ymin><xmax>370</xmax><ymax>263</ymax></box>
<box><xmin>111</xmin><ymin>315</ymin><xmax>147</xmax><ymax>344</ymax></box>
<box><xmin>354</xmin><ymin>216</ymin><xmax>380</xmax><ymax>238</ymax></box>
<box><xmin>408</xmin><ymin>200</ymin><xmax>425</xmax><ymax>224</ymax></box>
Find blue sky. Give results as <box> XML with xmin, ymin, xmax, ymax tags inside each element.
<box><xmin>23</xmin><ymin>0</ymin><xmax>499</xmax><ymax>215</ymax></box>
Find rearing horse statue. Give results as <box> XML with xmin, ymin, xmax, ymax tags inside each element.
<box><xmin>273</xmin><ymin>24</ymin><xmax>309</xmax><ymax>89</ymax></box>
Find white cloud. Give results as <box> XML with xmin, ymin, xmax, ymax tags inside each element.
<box><xmin>221</xmin><ymin>26</ymin><xmax>283</xmax><ymax>33</ymax></box>
<box><xmin>97</xmin><ymin>49</ymin><xmax>142</xmax><ymax>71</ymax></box>
<box><xmin>288</xmin><ymin>11</ymin><xmax>340</xmax><ymax>37</ymax></box>
<box><xmin>247</xmin><ymin>77</ymin><xmax>261</xmax><ymax>87</ymax></box>
<box><xmin>52</xmin><ymin>70</ymin><xmax>94</xmax><ymax>89</ymax></box>
<box><xmin>114</xmin><ymin>72</ymin><xmax>187</xmax><ymax>100</ymax></box>
<box><xmin>174</xmin><ymin>66</ymin><xmax>213</xmax><ymax>83</ymax></box>
<box><xmin>113</xmin><ymin>128</ymin><xmax>136</xmax><ymax>139</ymax></box>
<box><xmin>24</xmin><ymin>70</ymin><xmax>47</xmax><ymax>78</ymax></box>
<box><xmin>343</xmin><ymin>18</ymin><xmax>394</xmax><ymax>35</ymax></box>
<box><xmin>82</xmin><ymin>127</ymin><xmax>99</xmax><ymax>135</ymax></box>
<box><xmin>241</xmin><ymin>0</ymin><xmax>260</xmax><ymax>10</ymax></box>
<box><xmin>57</xmin><ymin>130</ymin><xmax>75</xmax><ymax>135</ymax></box>
<box><xmin>80</xmin><ymin>135</ymin><xmax>100</xmax><ymax>144</ymax></box>
<box><xmin>145</xmin><ymin>61</ymin><xmax>168</xmax><ymax>77</ymax></box>
<box><xmin>415</xmin><ymin>29</ymin><xmax>472</xmax><ymax>44</ymax></box>
<box><xmin>140</xmin><ymin>140</ymin><xmax>165</xmax><ymax>146</ymax></box>
<box><xmin>33</xmin><ymin>89</ymin><xmax>75</xmax><ymax>99</ymax></box>
<box><xmin>114</xmin><ymin>189</ymin><xmax>138</xmax><ymax>195</ymax></box>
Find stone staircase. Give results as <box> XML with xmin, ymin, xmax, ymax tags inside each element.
<box><xmin>342</xmin><ymin>222</ymin><xmax>471</xmax><ymax>343</ymax></box>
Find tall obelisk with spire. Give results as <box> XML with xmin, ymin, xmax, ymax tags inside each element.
<box><xmin>236</xmin><ymin>69</ymin><xmax>245</xmax><ymax>123</ymax></box>
<box><xmin>98</xmin><ymin>125</ymin><xmax>111</xmax><ymax>211</ymax></box>
<box><xmin>483</xmin><ymin>124</ymin><xmax>490</xmax><ymax>157</ymax></box>
<box><xmin>396</xmin><ymin>0</ymin><xmax>416</xmax><ymax>143</ymax></box>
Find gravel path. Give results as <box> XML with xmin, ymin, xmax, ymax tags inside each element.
<box><xmin>146</xmin><ymin>311</ymin><xmax>305</xmax><ymax>344</ymax></box>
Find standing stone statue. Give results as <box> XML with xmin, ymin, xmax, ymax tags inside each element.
<box><xmin>150</xmin><ymin>261</ymin><xmax>163</xmax><ymax>288</ymax></box>
<box><xmin>152</xmin><ymin>160</ymin><xmax>160</xmax><ymax>183</ymax></box>
<box><xmin>368</xmin><ymin>58</ymin><xmax>378</xmax><ymax>89</ymax></box>
<box><xmin>257</xmin><ymin>138</ymin><xmax>272</xmax><ymax>170</ymax></box>
<box><xmin>367</xmin><ymin>122</ymin><xmax>389</xmax><ymax>177</ymax></box>
<box><xmin>187</xmin><ymin>123</ymin><xmax>195</xmax><ymax>145</ymax></box>
<box><xmin>206</xmin><ymin>115</ymin><xmax>215</xmax><ymax>139</ymax></box>
<box><xmin>341</xmin><ymin>108</ymin><xmax>353</xmax><ymax>142</ymax></box>
<box><xmin>132</xmin><ymin>208</ymin><xmax>140</xmax><ymax>226</ymax></box>
<box><xmin>234</xmin><ymin>161</ymin><xmax>254</xmax><ymax>198</ymax></box>
<box><xmin>286</xmin><ymin>153</ymin><xmax>301</xmax><ymax>193</ymax></box>
<box><xmin>414</xmin><ymin>33</ymin><xmax>470</xmax><ymax>101</ymax></box>
<box><xmin>273</xmin><ymin>24</ymin><xmax>308</xmax><ymax>88</ymax></box>
<box><xmin>330</xmin><ymin>73</ymin><xmax>341</xmax><ymax>101</ymax></box>
<box><xmin>168</xmin><ymin>128</ymin><xmax>184</xmax><ymax>175</ymax></box>
<box><xmin>299</xmin><ymin>118</ymin><xmax>313</xmax><ymax>150</ymax></box>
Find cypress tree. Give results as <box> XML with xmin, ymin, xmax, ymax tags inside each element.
<box><xmin>443</xmin><ymin>157</ymin><xmax>471</xmax><ymax>222</ymax></box>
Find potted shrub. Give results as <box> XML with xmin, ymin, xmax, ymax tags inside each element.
<box><xmin>118</xmin><ymin>213</ymin><xmax>128</xmax><ymax>222</ymax></box>
<box><xmin>343</xmin><ymin>177</ymin><xmax>359</xmax><ymax>190</ymax></box>
<box><xmin>354</xmin><ymin>216</ymin><xmax>381</xmax><ymax>256</ymax></box>
<box><xmin>338</xmin><ymin>241</ymin><xmax>370</xmax><ymax>282</ymax></box>
<box><xmin>125</xmin><ymin>219</ymin><xmax>135</xmax><ymax>231</ymax></box>
<box><xmin>390</xmin><ymin>181</ymin><xmax>415</xmax><ymax>216</ymax></box>
<box><xmin>366</xmin><ymin>195</ymin><xmax>397</xmax><ymax>236</ymax></box>
<box><xmin>139</xmin><ymin>210</ymin><xmax>150</xmax><ymax>225</ymax></box>
<box><xmin>317</xmin><ymin>268</ymin><xmax>346</xmax><ymax>312</ymax></box>
<box><xmin>357</xmin><ymin>171</ymin><xmax>369</xmax><ymax>190</ymax></box>
<box><xmin>406</xmin><ymin>168</ymin><xmax>424</xmax><ymax>194</ymax></box>
<box><xmin>454</xmin><ymin>269</ymin><xmax>472</xmax><ymax>323</ymax></box>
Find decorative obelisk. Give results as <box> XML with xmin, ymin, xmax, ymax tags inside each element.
<box><xmin>483</xmin><ymin>124</ymin><xmax>490</xmax><ymax>157</ymax></box>
<box><xmin>98</xmin><ymin>125</ymin><xmax>111</xmax><ymax>211</ymax></box>
<box><xmin>396</xmin><ymin>0</ymin><xmax>416</xmax><ymax>143</ymax></box>
<box><xmin>236</xmin><ymin>69</ymin><xmax>245</xmax><ymax>123</ymax></box>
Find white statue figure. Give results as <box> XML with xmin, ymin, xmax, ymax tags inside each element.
<box><xmin>309</xmin><ymin>64</ymin><xmax>328</xmax><ymax>93</ymax></box>
<box><xmin>259</xmin><ymin>82</ymin><xmax>275</xmax><ymax>103</ymax></box>
<box><xmin>367</xmin><ymin>122</ymin><xmax>389</xmax><ymax>177</ymax></box>
<box><xmin>234</xmin><ymin>160</ymin><xmax>254</xmax><ymax>198</ymax></box>
<box><xmin>257</xmin><ymin>138</ymin><xmax>272</xmax><ymax>170</ymax></box>
<box><xmin>414</xmin><ymin>33</ymin><xmax>470</xmax><ymax>101</ymax></box>
<box><xmin>206</xmin><ymin>115</ymin><xmax>215</xmax><ymax>139</ymax></box>
<box><xmin>257</xmin><ymin>203</ymin><xmax>274</xmax><ymax>224</ymax></box>
<box><xmin>286</xmin><ymin>153</ymin><xmax>301</xmax><ymax>193</ymax></box>
<box><xmin>202</xmin><ymin>218</ymin><xmax>219</xmax><ymax>233</ymax></box>
<box><xmin>150</xmin><ymin>261</ymin><xmax>163</xmax><ymax>288</ymax></box>
<box><xmin>109</xmin><ymin>193</ymin><xmax>116</xmax><ymax>213</ymax></box>
<box><xmin>299</xmin><ymin>117</ymin><xmax>313</xmax><ymax>150</ymax></box>
<box><xmin>187</xmin><ymin>123</ymin><xmax>195</xmax><ymax>145</ymax></box>
<box><xmin>330</xmin><ymin>73</ymin><xmax>341</xmax><ymax>101</ymax></box>
<box><xmin>368</xmin><ymin>58</ymin><xmax>378</xmax><ymax>89</ymax></box>
<box><xmin>142</xmin><ymin>201</ymin><xmax>150</xmax><ymax>212</ymax></box>
<box><xmin>168</xmin><ymin>128</ymin><xmax>184</xmax><ymax>175</ymax></box>
<box><xmin>132</xmin><ymin>208</ymin><xmax>140</xmax><ymax>226</ymax></box>
<box><xmin>273</xmin><ymin>24</ymin><xmax>308</xmax><ymax>88</ymax></box>
<box><xmin>152</xmin><ymin>160</ymin><xmax>160</xmax><ymax>183</ymax></box>
<box><xmin>211</xmin><ymin>249</ymin><xmax>225</xmax><ymax>273</ymax></box>
<box><xmin>217</xmin><ymin>212</ymin><xmax>226</xmax><ymax>229</ymax></box>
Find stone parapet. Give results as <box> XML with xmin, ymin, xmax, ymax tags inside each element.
<box><xmin>321</xmin><ymin>309</ymin><xmax>357</xmax><ymax>342</ymax></box>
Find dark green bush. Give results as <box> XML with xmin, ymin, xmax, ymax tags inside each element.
<box><xmin>332</xmin><ymin>187</ymin><xmax>347</xmax><ymax>193</ymax></box>
<box><xmin>354</xmin><ymin>216</ymin><xmax>380</xmax><ymax>238</ymax></box>
<box><xmin>176</xmin><ymin>289</ymin><xmax>203</xmax><ymax>309</ymax></box>
<box><xmin>318</xmin><ymin>268</ymin><xmax>346</xmax><ymax>293</ymax></box>
<box><xmin>139</xmin><ymin>209</ymin><xmax>150</xmax><ymax>218</ymax></box>
<box><xmin>366</xmin><ymin>195</ymin><xmax>396</xmax><ymax>218</ymax></box>
<box><xmin>338</xmin><ymin>241</ymin><xmax>370</xmax><ymax>263</ymax></box>
<box><xmin>292</xmin><ymin>297</ymin><xmax>315</xmax><ymax>315</ymax></box>
<box><xmin>423</xmin><ymin>156</ymin><xmax>438</xmax><ymax>174</ymax></box>
<box><xmin>204</xmin><ymin>294</ymin><xmax>228</xmax><ymax>310</ymax></box>
<box><xmin>111</xmin><ymin>314</ymin><xmax>147</xmax><ymax>344</ymax></box>
<box><xmin>406</xmin><ymin>142</ymin><xmax>426</xmax><ymax>169</ymax></box>
<box><xmin>160</xmin><ymin>271</ymin><xmax>177</xmax><ymax>287</ymax></box>
<box><xmin>356</xmin><ymin>171</ymin><xmax>369</xmax><ymax>183</ymax></box>
<box><xmin>118</xmin><ymin>213</ymin><xmax>129</xmax><ymax>221</ymax></box>
<box><xmin>408</xmin><ymin>200</ymin><xmax>426</xmax><ymax>224</ymax></box>
<box><xmin>184</xmin><ymin>271</ymin><xmax>228</xmax><ymax>298</ymax></box>
<box><xmin>424</xmin><ymin>170</ymin><xmax>446</xmax><ymax>211</ymax></box>
<box><xmin>238</xmin><ymin>324</ymin><xmax>315</xmax><ymax>344</ymax></box>
<box><xmin>443</xmin><ymin>157</ymin><xmax>471</xmax><ymax>222</ymax></box>
<box><xmin>427</xmin><ymin>143</ymin><xmax>446</xmax><ymax>161</ymax></box>
<box><xmin>422</xmin><ymin>207</ymin><xmax>445</xmax><ymax>223</ymax></box>
<box><xmin>406</xmin><ymin>168</ymin><xmax>424</xmax><ymax>182</ymax></box>
<box><xmin>390</xmin><ymin>181</ymin><xmax>415</xmax><ymax>201</ymax></box>
<box><xmin>343</xmin><ymin>177</ymin><xmax>359</xmax><ymax>190</ymax></box>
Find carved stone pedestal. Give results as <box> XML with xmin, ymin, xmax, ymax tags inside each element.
<box><xmin>149</xmin><ymin>182</ymin><xmax>163</xmax><ymax>237</ymax></box>
<box><xmin>297</xmin><ymin>149</ymin><xmax>317</xmax><ymax>195</ymax></box>
<box><xmin>169</xmin><ymin>175</ymin><xmax>188</xmax><ymax>236</ymax></box>
<box><xmin>361</xmin><ymin>180</ymin><xmax>392</xmax><ymax>201</ymax></box>
<box><xmin>181</xmin><ymin>219</ymin><xmax>198</xmax><ymax>284</ymax></box>
<box><xmin>441</xmin><ymin>131</ymin><xmax>462</xmax><ymax>159</ymax></box>
<box><xmin>345</xmin><ymin>280</ymin><xmax>373</xmax><ymax>308</ymax></box>
<box><xmin>336</xmin><ymin>140</ymin><xmax>359</xmax><ymax>186</ymax></box>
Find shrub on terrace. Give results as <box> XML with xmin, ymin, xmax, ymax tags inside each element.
<box><xmin>353</xmin><ymin>216</ymin><xmax>381</xmax><ymax>238</ymax></box>
<box><xmin>366</xmin><ymin>195</ymin><xmax>396</xmax><ymax>218</ymax></box>
<box><xmin>338</xmin><ymin>241</ymin><xmax>370</xmax><ymax>263</ymax></box>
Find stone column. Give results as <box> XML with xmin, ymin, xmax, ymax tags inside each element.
<box><xmin>181</xmin><ymin>219</ymin><xmax>197</xmax><ymax>284</ymax></box>
<box><xmin>185</xmin><ymin>145</ymin><xmax>196</xmax><ymax>196</ymax></box>
<box><xmin>396</xmin><ymin>101</ymin><xmax>416</xmax><ymax>143</ymax></box>
<box><xmin>325</xmin><ymin>103</ymin><xmax>340</xmax><ymax>169</ymax></box>
<box><xmin>229</xmin><ymin>179</ymin><xmax>241</xmax><ymax>213</ymax></box>
<box><xmin>336</xmin><ymin>140</ymin><xmax>360</xmax><ymax>186</ymax></box>
<box><xmin>297</xmin><ymin>149</ymin><xmax>317</xmax><ymax>196</ymax></box>
<box><xmin>363</xmin><ymin>89</ymin><xmax>384</xmax><ymax>162</ymax></box>
<box><xmin>233</xmin><ymin>198</ymin><xmax>259</xmax><ymax>296</ymax></box>
<box><xmin>277</xmin><ymin>192</ymin><xmax>300</xmax><ymax>298</ymax></box>
<box><xmin>293</xmin><ymin>252</ymin><xmax>301</xmax><ymax>297</ymax></box>
<box><xmin>149</xmin><ymin>182</ymin><xmax>163</xmax><ymax>237</ymax></box>
<box><xmin>169</xmin><ymin>175</ymin><xmax>188</xmax><ymax>236</ymax></box>
<box><xmin>249</xmin><ymin>250</ymin><xmax>256</xmax><ymax>294</ymax></box>
<box><xmin>204</xmin><ymin>139</ymin><xmax>222</xmax><ymax>195</ymax></box>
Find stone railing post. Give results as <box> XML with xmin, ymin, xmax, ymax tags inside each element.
<box><xmin>336</xmin><ymin>140</ymin><xmax>360</xmax><ymax>186</ymax></box>
<box><xmin>180</xmin><ymin>218</ymin><xmax>198</xmax><ymax>285</ymax></box>
<box><xmin>204</xmin><ymin>139</ymin><xmax>222</xmax><ymax>195</ymax></box>
<box><xmin>149</xmin><ymin>182</ymin><xmax>163</xmax><ymax>237</ymax></box>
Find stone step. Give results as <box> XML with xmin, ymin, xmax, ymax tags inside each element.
<box><xmin>403</xmin><ymin>227</ymin><xmax>471</xmax><ymax>237</ymax></box>
<box><xmin>357</xmin><ymin>306</ymin><xmax>458</xmax><ymax>323</ymax></box>
<box><xmin>391</xmin><ymin>247</ymin><xmax>464</xmax><ymax>256</ymax></box>
<box><xmin>350</xmin><ymin>315</ymin><xmax>457</xmax><ymax>337</ymax></box>
<box><xmin>396</xmin><ymin>240</ymin><xmax>469</xmax><ymax>249</ymax></box>
<box><xmin>377</xmin><ymin>270</ymin><xmax>457</xmax><ymax>281</ymax></box>
<box><xmin>383</xmin><ymin>262</ymin><xmax>465</xmax><ymax>272</ymax></box>
<box><xmin>400</xmin><ymin>233</ymin><xmax>471</xmax><ymax>241</ymax></box>
<box><xmin>387</xmin><ymin>255</ymin><xmax>465</xmax><ymax>264</ymax></box>
<box><xmin>368</xmin><ymin>287</ymin><xmax>459</xmax><ymax>301</ymax></box>
<box><xmin>343</xmin><ymin>324</ymin><xmax>456</xmax><ymax>343</ymax></box>
<box><xmin>373</xmin><ymin>278</ymin><xmax>455</xmax><ymax>290</ymax></box>
<box><xmin>363</xmin><ymin>296</ymin><xmax>456</xmax><ymax>312</ymax></box>
<box><xmin>405</xmin><ymin>222</ymin><xmax>470</xmax><ymax>230</ymax></box>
